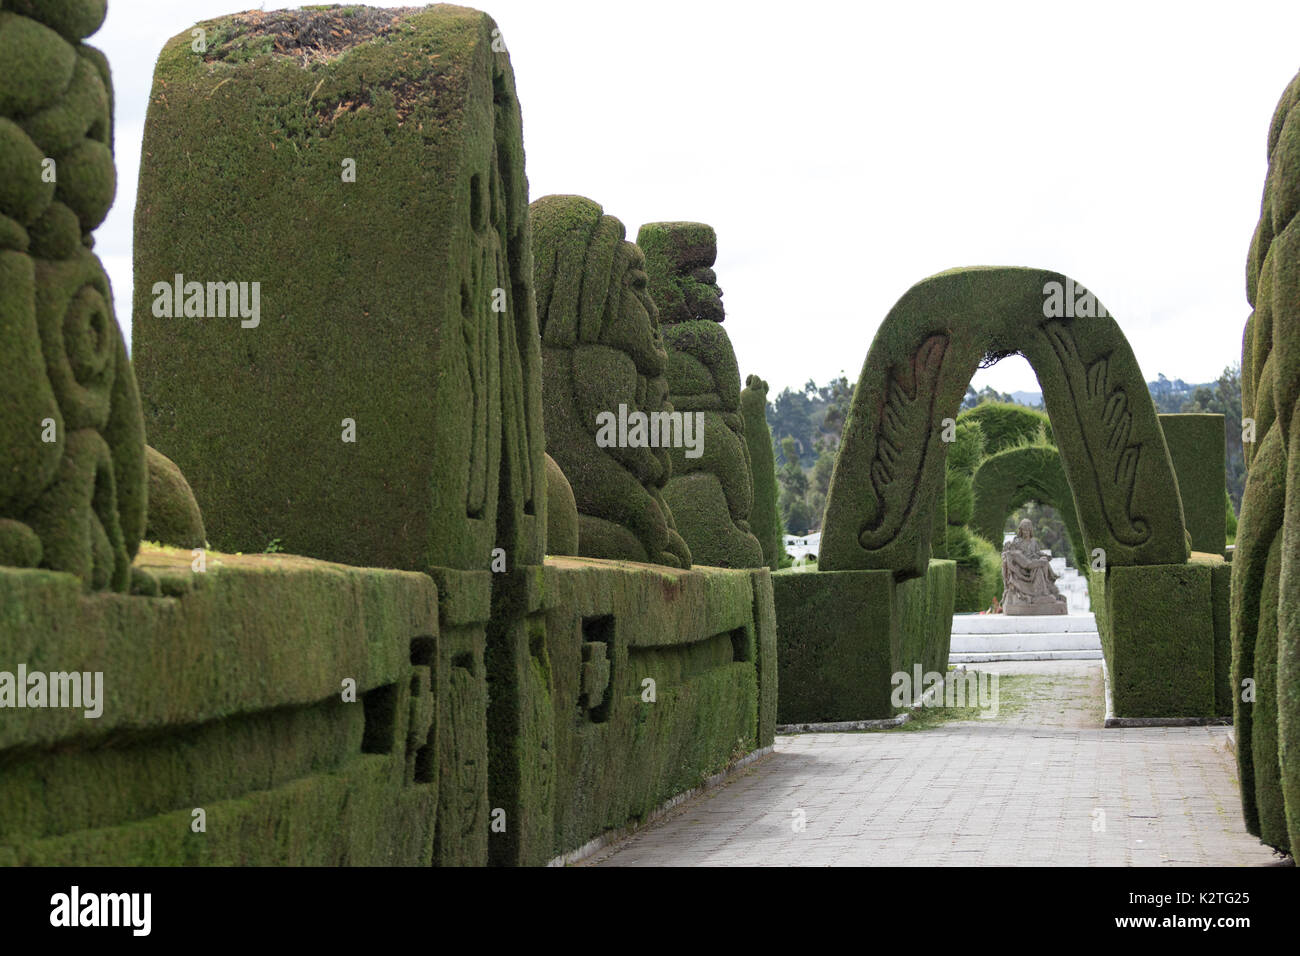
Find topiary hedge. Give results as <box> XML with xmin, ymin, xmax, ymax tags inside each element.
<box><xmin>1158</xmin><ymin>413</ymin><xmax>1227</xmax><ymax>557</ymax></box>
<box><xmin>133</xmin><ymin>5</ymin><xmax>545</xmax><ymax>575</ymax></box>
<box><xmin>958</xmin><ymin>400</ymin><xmax>1052</xmax><ymax>454</ymax></box>
<box><xmin>970</xmin><ymin>442</ymin><xmax>1087</xmax><ymax>574</ymax></box>
<box><xmin>638</xmin><ymin>222</ymin><xmax>764</xmax><ymax>569</ymax></box>
<box><xmin>0</xmin><ymin>0</ymin><xmax>146</xmax><ymax>592</ymax></box>
<box><xmin>531</xmin><ymin>194</ymin><xmax>690</xmax><ymax>568</ymax></box>
<box><xmin>1233</xmin><ymin>66</ymin><xmax>1300</xmax><ymax>859</ymax></box>
<box><xmin>741</xmin><ymin>375</ymin><xmax>782</xmax><ymax>571</ymax></box>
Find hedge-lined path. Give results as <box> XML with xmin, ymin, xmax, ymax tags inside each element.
<box><xmin>582</xmin><ymin>662</ymin><xmax>1280</xmax><ymax>866</ymax></box>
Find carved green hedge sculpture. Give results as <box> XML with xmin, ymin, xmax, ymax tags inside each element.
<box><xmin>741</xmin><ymin>375</ymin><xmax>781</xmax><ymax>571</ymax></box>
<box><xmin>0</xmin><ymin>0</ymin><xmax>146</xmax><ymax>591</ymax></box>
<box><xmin>133</xmin><ymin>5</ymin><xmax>545</xmax><ymax>574</ymax></box>
<box><xmin>144</xmin><ymin>446</ymin><xmax>205</xmax><ymax>549</ymax></box>
<box><xmin>1234</xmin><ymin>68</ymin><xmax>1300</xmax><ymax>859</ymax></box>
<box><xmin>532</xmin><ymin>195</ymin><xmax>690</xmax><ymax>568</ymax></box>
<box><xmin>638</xmin><ymin>221</ymin><xmax>764</xmax><ymax>569</ymax></box>
<box><xmin>820</xmin><ymin>267</ymin><xmax>1188</xmax><ymax>578</ymax></box>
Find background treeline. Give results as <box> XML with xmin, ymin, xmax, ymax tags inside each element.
<box><xmin>767</xmin><ymin>363</ymin><xmax>1245</xmax><ymax>537</ymax></box>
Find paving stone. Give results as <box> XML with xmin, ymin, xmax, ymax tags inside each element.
<box><xmin>584</xmin><ymin>661</ymin><xmax>1276</xmax><ymax>867</ymax></box>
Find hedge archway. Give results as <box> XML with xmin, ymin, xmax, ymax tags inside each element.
<box><xmin>820</xmin><ymin>266</ymin><xmax>1189</xmax><ymax>578</ymax></box>
<box><xmin>970</xmin><ymin>443</ymin><xmax>1087</xmax><ymax>573</ymax></box>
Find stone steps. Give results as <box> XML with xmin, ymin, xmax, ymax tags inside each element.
<box><xmin>948</xmin><ymin>611</ymin><xmax>1101</xmax><ymax>663</ymax></box>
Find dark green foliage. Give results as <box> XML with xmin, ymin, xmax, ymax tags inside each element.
<box><xmin>543</xmin><ymin>453</ymin><xmax>578</xmax><ymax>557</ymax></box>
<box><xmin>948</xmin><ymin>525</ymin><xmax>1001</xmax><ymax>612</ymax></box>
<box><xmin>970</xmin><ymin>443</ymin><xmax>1087</xmax><ymax>573</ymax></box>
<box><xmin>544</xmin><ymin>557</ymin><xmax>768</xmax><ymax>858</ymax></box>
<box><xmin>958</xmin><ymin>401</ymin><xmax>1051</xmax><ymax>454</ymax></box>
<box><xmin>636</xmin><ymin>221</ymin><xmax>722</xmax><ymax>323</ymax></box>
<box><xmin>1159</xmin><ymin>413</ymin><xmax>1227</xmax><ymax>556</ymax></box>
<box><xmin>0</xmin><ymin>4</ymin><xmax>145</xmax><ymax>592</ymax></box>
<box><xmin>638</xmin><ymin>221</ymin><xmax>763</xmax><ymax>568</ymax></box>
<box><xmin>531</xmin><ymin>194</ymin><xmax>689</xmax><ymax>568</ymax></box>
<box><xmin>1093</xmin><ymin>559</ymin><xmax>1219</xmax><ymax>718</ymax></box>
<box><xmin>0</xmin><ymin>547</ymin><xmax>444</xmax><ymax>864</ymax></box>
<box><xmin>1160</xmin><ymin>365</ymin><xmax>1245</xmax><ymax>511</ymax></box>
<box><xmin>820</xmin><ymin>267</ymin><xmax>1188</xmax><ymax>578</ymax></box>
<box><xmin>1225</xmin><ymin>489</ymin><xmax>1238</xmax><ymax>542</ymax></box>
<box><xmin>134</xmin><ymin>6</ymin><xmax>545</xmax><ymax>574</ymax></box>
<box><xmin>774</xmin><ymin>569</ymin><xmax>897</xmax><ymax>722</ymax></box>
<box><xmin>774</xmin><ymin>560</ymin><xmax>954</xmax><ymax>721</ymax></box>
<box><xmin>1233</xmin><ymin>67</ymin><xmax>1300</xmax><ymax>858</ymax></box>
<box><xmin>144</xmin><ymin>445</ymin><xmax>205</xmax><ymax>549</ymax></box>
<box><xmin>741</xmin><ymin>375</ymin><xmax>781</xmax><ymax>570</ymax></box>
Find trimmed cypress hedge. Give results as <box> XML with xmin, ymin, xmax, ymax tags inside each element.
<box><xmin>144</xmin><ymin>445</ymin><xmax>205</xmax><ymax>549</ymax></box>
<box><xmin>543</xmin><ymin>453</ymin><xmax>578</xmax><ymax>557</ymax></box>
<box><xmin>1233</xmin><ymin>67</ymin><xmax>1300</xmax><ymax>858</ymax></box>
<box><xmin>820</xmin><ymin>267</ymin><xmax>1189</xmax><ymax>578</ymax></box>
<box><xmin>959</xmin><ymin>401</ymin><xmax>1052</xmax><ymax>454</ymax></box>
<box><xmin>1091</xmin><ymin>557</ymin><xmax>1219</xmax><ymax>718</ymax></box>
<box><xmin>0</xmin><ymin>0</ymin><xmax>146</xmax><ymax>592</ymax></box>
<box><xmin>1158</xmin><ymin>413</ymin><xmax>1227</xmax><ymax>557</ymax></box>
<box><xmin>969</xmin><ymin>442</ymin><xmax>1087</xmax><ymax>574</ymax></box>
<box><xmin>133</xmin><ymin>5</ymin><xmax>545</xmax><ymax>574</ymax></box>
<box><xmin>530</xmin><ymin>194</ymin><xmax>690</xmax><ymax>568</ymax></box>
<box><xmin>741</xmin><ymin>375</ymin><xmax>782</xmax><ymax>571</ymax></box>
<box><xmin>638</xmin><ymin>222</ymin><xmax>764</xmax><ymax>569</ymax></box>
<box><xmin>773</xmin><ymin>559</ymin><xmax>954</xmax><ymax>721</ymax></box>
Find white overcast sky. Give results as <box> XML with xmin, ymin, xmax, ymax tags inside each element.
<box><xmin>93</xmin><ymin>0</ymin><xmax>1300</xmax><ymax>399</ymax></box>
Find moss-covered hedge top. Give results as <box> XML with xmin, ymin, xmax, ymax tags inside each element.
<box><xmin>636</xmin><ymin>221</ymin><xmax>724</xmax><ymax>324</ymax></box>
<box><xmin>819</xmin><ymin>266</ymin><xmax>1188</xmax><ymax>577</ymax></box>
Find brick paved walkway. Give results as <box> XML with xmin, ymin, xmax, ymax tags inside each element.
<box><xmin>584</xmin><ymin>662</ymin><xmax>1279</xmax><ymax>866</ymax></box>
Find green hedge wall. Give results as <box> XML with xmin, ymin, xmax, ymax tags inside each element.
<box><xmin>1158</xmin><ymin>413</ymin><xmax>1227</xmax><ymax>556</ymax></box>
<box><xmin>774</xmin><ymin>559</ymin><xmax>954</xmax><ymax>721</ymax></box>
<box><xmin>1233</xmin><ymin>67</ymin><xmax>1300</xmax><ymax>859</ymax></box>
<box><xmin>958</xmin><ymin>401</ymin><xmax>1051</xmax><ymax>454</ymax></box>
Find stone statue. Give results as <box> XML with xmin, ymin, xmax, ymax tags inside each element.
<box><xmin>1001</xmin><ymin>519</ymin><xmax>1067</xmax><ymax>615</ymax></box>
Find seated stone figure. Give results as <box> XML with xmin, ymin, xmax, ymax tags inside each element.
<box><xmin>1001</xmin><ymin>519</ymin><xmax>1067</xmax><ymax>615</ymax></box>
<box><xmin>636</xmin><ymin>222</ymin><xmax>764</xmax><ymax>569</ymax></box>
<box><xmin>531</xmin><ymin>195</ymin><xmax>691</xmax><ymax>568</ymax></box>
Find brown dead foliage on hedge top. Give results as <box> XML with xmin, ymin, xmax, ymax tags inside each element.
<box><xmin>203</xmin><ymin>5</ymin><xmax>423</xmax><ymax>65</ymax></box>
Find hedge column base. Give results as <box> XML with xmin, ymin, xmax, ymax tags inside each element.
<box><xmin>1091</xmin><ymin>556</ymin><xmax>1227</xmax><ymax>719</ymax></box>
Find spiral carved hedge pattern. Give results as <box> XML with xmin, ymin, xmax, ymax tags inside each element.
<box><xmin>1234</xmin><ymin>68</ymin><xmax>1300</xmax><ymax>859</ymax></box>
<box><xmin>0</xmin><ymin>0</ymin><xmax>145</xmax><ymax>591</ymax></box>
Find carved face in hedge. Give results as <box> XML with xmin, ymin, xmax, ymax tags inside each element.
<box><xmin>636</xmin><ymin>222</ymin><xmax>724</xmax><ymax>325</ymax></box>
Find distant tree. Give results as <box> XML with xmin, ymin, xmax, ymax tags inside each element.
<box><xmin>961</xmin><ymin>384</ymin><xmax>1016</xmax><ymax>410</ymax></box>
<box><xmin>777</xmin><ymin>436</ymin><xmax>812</xmax><ymax>533</ymax></box>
